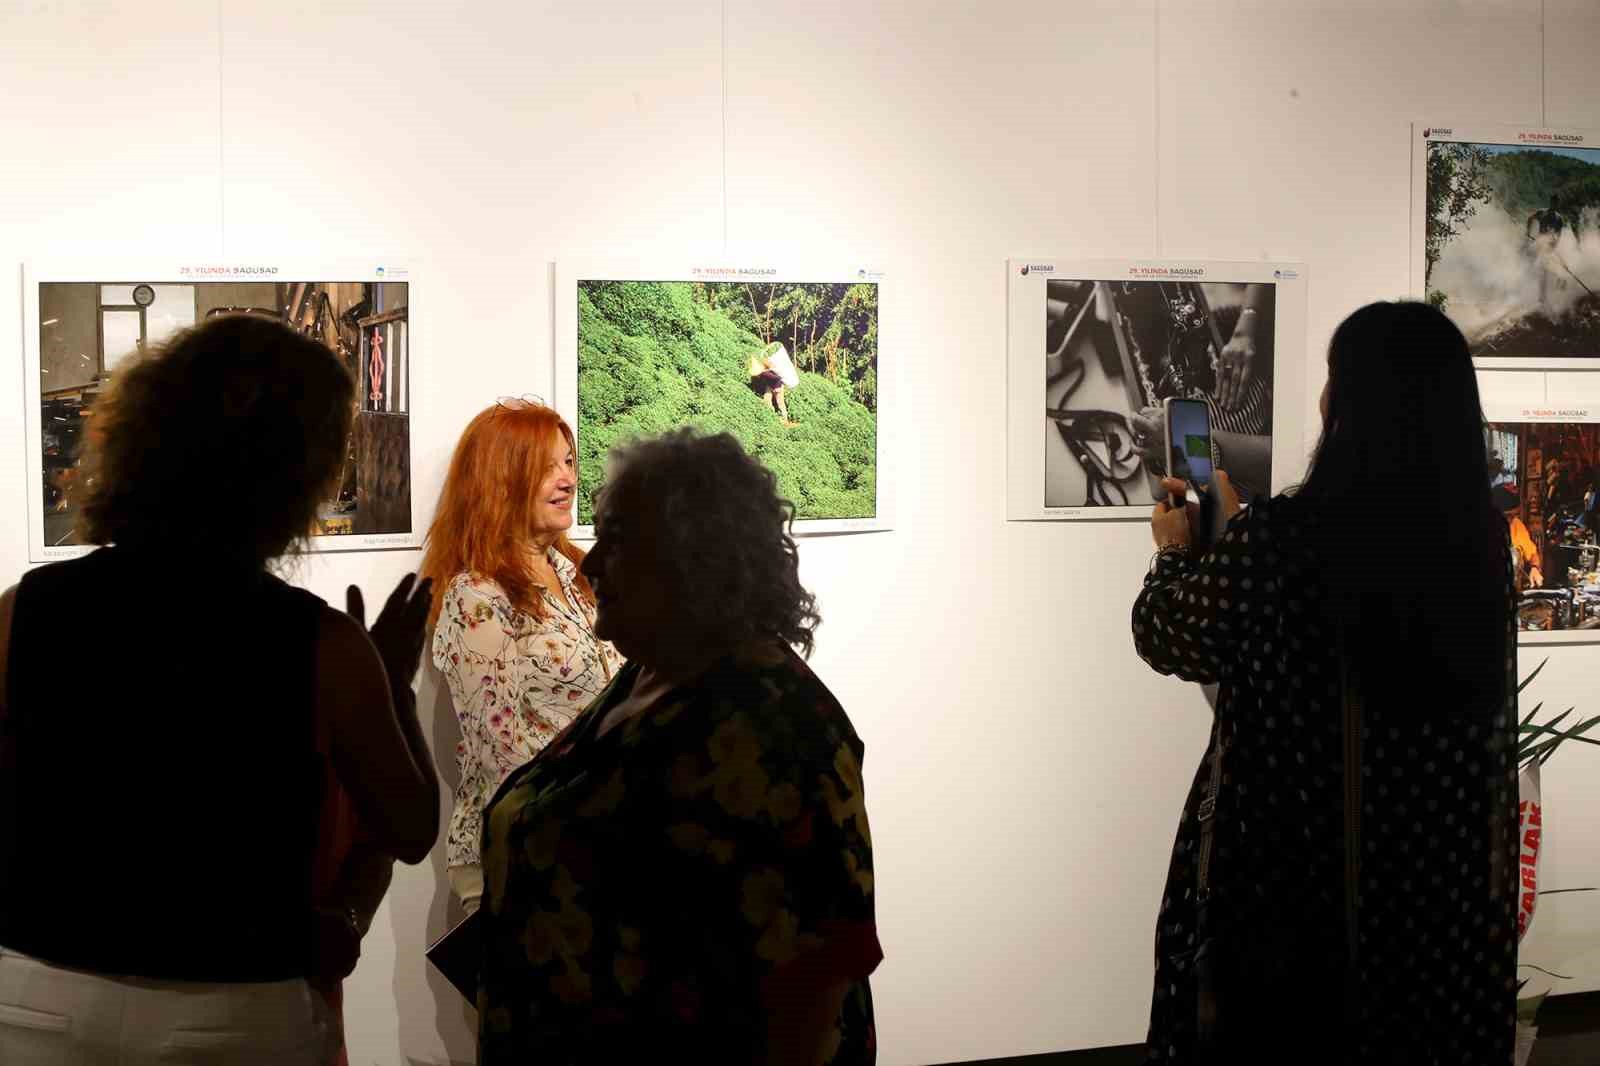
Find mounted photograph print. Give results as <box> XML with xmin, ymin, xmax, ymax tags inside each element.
<box><xmin>1005</xmin><ymin>259</ymin><xmax>1308</xmax><ymax>520</ymax></box>
<box><xmin>1414</xmin><ymin>123</ymin><xmax>1600</xmax><ymax>367</ymax></box>
<box><xmin>555</xmin><ymin>261</ymin><xmax>890</xmax><ymax>535</ymax></box>
<box><xmin>21</xmin><ymin>261</ymin><xmax>420</xmax><ymax>562</ymax></box>
<box><xmin>1482</xmin><ymin>397</ymin><xmax>1600</xmax><ymax>644</ymax></box>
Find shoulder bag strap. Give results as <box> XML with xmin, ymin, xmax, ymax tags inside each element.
<box><xmin>1195</xmin><ymin>724</ymin><xmax>1223</xmax><ymax>902</ymax></box>
<box><xmin>1192</xmin><ymin>716</ymin><xmax>1226</xmax><ymax>1050</ymax></box>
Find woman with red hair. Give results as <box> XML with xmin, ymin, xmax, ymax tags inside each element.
<box><xmin>421</xmin><ymin>398</ymin><xmax>620</xmax><ymax>913</ymax></box>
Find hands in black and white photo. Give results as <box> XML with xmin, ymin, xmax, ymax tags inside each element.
<box><xmin>1131</xmin><ymin>406</ymin><xmax>1164</xmax><ymax>476</ymax></box>
<box><xmin>1216</xmin><ymin>329</ymin><xmax>1258</xmax><ymax>411</ymax></box>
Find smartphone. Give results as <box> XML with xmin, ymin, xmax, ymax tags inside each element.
<box><xmin>1163</xmin><ymin>397</ymin><xmax>1214</xmax><ymax>504</ymax></box>
<box><xmin>1164</xmin><ymin>397</ymin><xmax>1235</xmax><ymax>550</ymax></box>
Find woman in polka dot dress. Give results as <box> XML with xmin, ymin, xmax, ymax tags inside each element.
<box><xmin>1132</xmin><ymin>301</ymin><xmax>1519</xmax><ymax>1064</ymax></box>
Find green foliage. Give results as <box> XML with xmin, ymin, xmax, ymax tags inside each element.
<box><xmin>1486</xmin><ymin>150</ymin><xmax>1600</xmax><ymax>238</ymax></box>
<box><xmin>1517</xmin><ymin>658</ymin><xmax>1600</xmax><ymax>770</ymax></box>
<box><xmin>1425</xmin><ymin>142</ymin><xmax>1494</xmax><ymax>286</ymax></box>
<box><xmin>693</xmin><ymin>281</ymin><xmax>880</xmax><ymax>408</ymax></box>
<box><xmin>855</xmin><ymin>365</ymin><xmax>878</xmax><ymax>409</ymax></box>
<box><xmin>575</xmin><ymin>280</ymin><xmax>879</xmax><ymax>522</ymax></box>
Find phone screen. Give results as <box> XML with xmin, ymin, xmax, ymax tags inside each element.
<box><xmin>1166</xmin><ymin>399</ymin><xmax>1214</xmax><ymax>486</ymax></box>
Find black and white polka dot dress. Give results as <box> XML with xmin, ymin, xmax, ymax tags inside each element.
<box><xmin>1132</xmin><ymin>493</ymin><xmax>1519</xmax><ymax>1064</ymax></box>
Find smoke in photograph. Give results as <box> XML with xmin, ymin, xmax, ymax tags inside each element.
<box><xmin>1426</xmin><ymin>140</ymin><xmax>1600</xmax><ymax>357</ymax></box>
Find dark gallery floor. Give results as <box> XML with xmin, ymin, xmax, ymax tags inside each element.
<box><xmin>938</xmin><ymin>992</ymin><xmax>1600</xmax><ymax>1066</ymax></box>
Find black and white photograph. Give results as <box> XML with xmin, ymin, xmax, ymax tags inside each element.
<box><xmin>1415</xmin><ymin>123</ymin><xmax>1600</xmax><ymax>366</ymax></box>
<box><xmin>1044</xmin><ymin>279</ymin><xmax>1274</xmax><ymax>508</ymax></box>
<box><xmin>1007</xmin><ymin>259</ymin><xmax>1306</xmax><ymax>521</ymax></box>
<box><xmin>22</xmin><ymin>265</ymin><xmax>418</xmax><ymax>560</ymax></box>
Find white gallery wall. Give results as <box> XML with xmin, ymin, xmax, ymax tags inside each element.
<box><xmin>3</xmin><ymin>2</ymin><xmax>1598</xmax><ymax>1063</ymax></box>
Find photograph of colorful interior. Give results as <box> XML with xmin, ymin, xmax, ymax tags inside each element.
<box><xmin>37</xmin><ymin>280</ymin><xmax>410</xmax><ymax>547</ymax></box>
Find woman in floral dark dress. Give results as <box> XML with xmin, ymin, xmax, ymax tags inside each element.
<box><xmin>478</xmin><ymin>429</ymin><xmax>881</xmax><ymax>1065</ymax></box>
<box><xmin>1133</xmin><ymin>302</ymin><xmax>1519</xmax><ymax>1064</ymax></box>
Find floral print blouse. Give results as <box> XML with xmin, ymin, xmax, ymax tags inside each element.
<box><xmin>432</xmin><ymin>552</ymin><xmax>621</xmax><ymax>870</ymax></box>
<box><xmin>477</xmin><ymin>643</ymin><xmax>882</xmax><ymax>1065</ymax></box>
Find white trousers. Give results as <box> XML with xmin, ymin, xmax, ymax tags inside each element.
<box><xmin>0</xmin><ymin>947</ymin><xmax>328</xmax><ymax>1065</ymax></box>
<box><xmin>448</xmin><ymin>863</ymin><xmax>483</xmax><ymax>915</ymax></box>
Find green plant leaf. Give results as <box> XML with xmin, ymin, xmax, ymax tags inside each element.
<box><xmin>1542</xmin><ymin>733</ymin><xmax>1600</xmax><ymax>765</ymax></box>
<box><xmin>1536</xmin><ymin>707</ymin><xmax>1576</xmax><ymax>734</ymax></box>
<box><xmin>1520</xmin><ymin>716</ymin><xmax>1600</xmax><ymax>752</ymax></box>
<box><xmin>1535</xmin><ymin>713</ymin><xmax>1600</xmax><ymax>746</ymax></box>
<box><xmin>1521</xmin><ymin>734</ymin><xmax>1567</xmax><ymax>766</ymax></box>
<box><xmin>1569</xmin><ymin>713</ymin><xmax>1600</xmax><ymax>735</ymax></box>
<box><xmin>1517</xmin><ymin>697</ymin><xmax>1600</xmax><ymax>766</ymax></box>
<box><xmin>1517</xmin><ymin>657</ymin><xmax>1550</xmax><ymax>695</ymax></box>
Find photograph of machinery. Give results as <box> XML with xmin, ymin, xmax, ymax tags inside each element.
<box><xmin>1042</xmin><ymin>278</ymin><xmax>1275</xmax><ymax>508</ymax></box>
<box><xmin>34</xmin><ymin>278</ymin><xmax>410</xmax><ymax>548</ymax></box>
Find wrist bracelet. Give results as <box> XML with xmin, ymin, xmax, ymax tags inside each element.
<box><xmin>1149</xmin><ymin>545</ymin><xmax>1188</xmax><ymax>572</ymax></box>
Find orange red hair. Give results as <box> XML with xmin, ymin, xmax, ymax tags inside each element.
<box><xmin>420</xmin><ymin>400</ymin><xmax>592</xmax><ymax>627</ymax></box>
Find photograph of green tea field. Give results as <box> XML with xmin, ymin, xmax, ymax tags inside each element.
<box><xmin>575</xmin><ymin>278</ymin><xmax>880</xmax><ymax>524</ymax></box>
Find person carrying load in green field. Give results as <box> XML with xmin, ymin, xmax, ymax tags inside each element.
<box><xmin>747</xmin><ymin>341</ymin><xmax>799</xmax><ymax>425</ymax></box>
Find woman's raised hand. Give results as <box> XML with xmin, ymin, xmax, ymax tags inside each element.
<box><xmin>346</xmin><ymin>574</ymin><xmax>434</xmax><ymax>693</ymax></box>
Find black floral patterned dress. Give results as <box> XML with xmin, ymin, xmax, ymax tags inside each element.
<box><xmin>1132</xmin><ymin>494</ymin><xmax>1519</xmax><ymax>1065</ymax></box>
<box><xmin>477</xmin><ymin>643</ymin><xmax>881</xmax><ymax>1065</ymax></box>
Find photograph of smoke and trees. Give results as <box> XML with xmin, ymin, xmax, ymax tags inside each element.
<box><xmin>1425</xmin><ymin>139</ymin><xmax>1600</xmax><ymax>357</ymax></box>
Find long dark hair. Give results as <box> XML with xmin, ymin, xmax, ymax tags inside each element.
<box><xmin>1299</xmin><ymin>301</ymin><xmax>1508</xmax><ymax>697</ymax></box>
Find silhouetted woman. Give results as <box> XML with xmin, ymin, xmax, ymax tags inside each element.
<box><xmin>478</xmin><ymin>430</ymin><xmax>880</xmax><ymax>1065</ymax></box>
<box><xmin>0</xmin><ymin>314</ymin><xmax>439</xmax><ymax>1065</ymax></box>
<box><xmin>1133</xmin><ymin>302</ymin><xmax>1517</xmax><ymax>1064</ymax></box>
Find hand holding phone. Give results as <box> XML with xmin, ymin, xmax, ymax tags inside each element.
<box><xmin>1162</xmin><ymin>397</ymin><xmax>1215</xmax><ymax>496</ymax></box>
<box><xmin>1152</xmin><ymin>476</ymin><xmax>1197</xmax><ymax>552</ymax></box>
<box><xmin>1163</xmin><ymin>398</ymin><xmax>1248</xmax><ymax>552</ymax></box>
<box><xmin>1153</xmin><ymin>467</ymin><xmax>1245</xmax><ymax>554</ymax></box>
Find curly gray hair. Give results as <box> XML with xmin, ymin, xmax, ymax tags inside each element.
<box><xmin>594</xmin><ymin>429</ymin><xmax>821</xmax><ymax>657</ymax></box>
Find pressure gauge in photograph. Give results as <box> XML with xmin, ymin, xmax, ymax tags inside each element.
<box><xmin>132</xmin><ymin>284</ymin><xmax>155</xmax><ymax>307</ymax></box>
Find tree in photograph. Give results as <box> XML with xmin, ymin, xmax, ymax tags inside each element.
<box><xmin>742</xmin><ymin>283</ymin><xmax>782</xmax><ymax>344</ymax></box>
<box><xmin>772</xmin><ymin>283</ymin><xmax>828</xmax><ymax>370</ymax></box>
<box><xmin>835</xmin><ymin>283</ymin><xmax>879</xmax><ymax>408</ymax></box>
<box><xmin>714</xmin><ymin>282</ymin><xmax>880</xmax><ymax>412</ymax></box>
<box><xmin>1488</xmin><ymin>151</ymin><xmax>1600</xmax><ymax>240</ymax></box>
<box><xmin>1425</xmin><ymin>141</ymin><xmax>1494</xmax><ymax>292</ymax></box>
